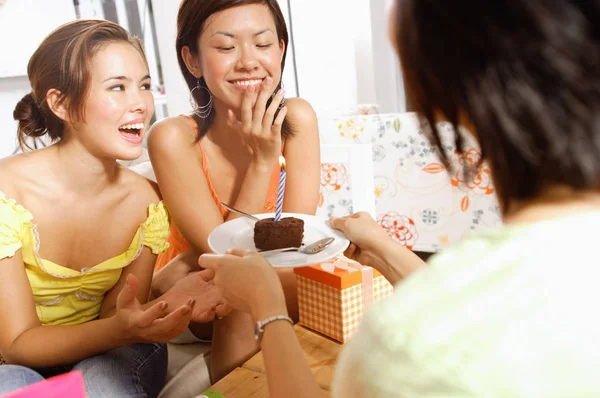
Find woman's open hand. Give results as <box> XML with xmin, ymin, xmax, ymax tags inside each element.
<box><xmin>162</xmin><ymin>269</ymin><xmax>232</xmax><ymax>323</ymax></box>
<box><xmin>114</xmin><ymin>274</ymin><xmax>195</xmax><ymax>343</ymax></box>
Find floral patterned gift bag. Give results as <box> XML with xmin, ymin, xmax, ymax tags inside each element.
<box><xmin>316</xmin><ymin>112</ymin><xmax>502</xmax><ymax>253</ymax></box>
<box><xmin>371</xmin><ymin>113</ymin><xmax>502</xmax><ymax>252</ymax></box>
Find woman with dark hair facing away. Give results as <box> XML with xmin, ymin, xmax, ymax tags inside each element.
<box><xmin>199</xmin><ymin>0</ymin><xmax>600</xmax><ymax>396</ymax></box>
<box><xmin>0</xmin><ymin>19</ymin><xmax>226</xmax><ymax>397</ymax></box>
<box><xmin>148</xmin><ymin>0</ymin><xmax>320</xmax><ymax>381</ymax></box>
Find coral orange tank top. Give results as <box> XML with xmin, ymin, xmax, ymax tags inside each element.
<box><xmin>154</xmin><ymin>115</ymin><xmax>280</xmax><ymax>271</ymax></box>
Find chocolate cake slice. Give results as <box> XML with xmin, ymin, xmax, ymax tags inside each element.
<box><xmin>254</xmin><ymin>217</ymin><xmax>304</xmax><ymax>251</ymax></box>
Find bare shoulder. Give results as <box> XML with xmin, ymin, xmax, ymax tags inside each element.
<box><xmin>119</xmin><ymin>166</ymin><xmax>162</xmax><ymax>205</ymax></box>
<box><xmin>285</xmin><ymin>97</ymin><xmax>317</xmax><ymax>126</ymax></box>
<box><xmin>0</xmin><ymin>154</ymin><xmax>22</xmax><ymax>178</ymax></box>
<box><xmin>0</xmin><ymin>152</ymin><xmax>41</xmax><ymax>199</ymax></box>
<box><xmin>147</xmin><ymin>115</ymin><xmax>198</xmax><ymax>155</ymax></box>
<box><xmin>118</xmin><ymin>167</ymin><xmax>164</xmax><ymax>224</ymax></box>
<box><xmin>284</xmin><ymin>98</ymin><xmax>319</xmax><ymax>142</ymax></box>
<box><xmin>0</xmin><ymin>156</ymin><xmax>20</xmax><ymax>197</ymax></box>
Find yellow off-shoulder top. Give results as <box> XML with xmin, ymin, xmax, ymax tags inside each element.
<box><xmin>0</xmin><ymin>191</ymin><xmax>170</xmax><ymax>326</ymax></box>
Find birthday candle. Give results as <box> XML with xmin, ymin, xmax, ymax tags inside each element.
<box><xmin>274</xmin><ymin>156</ymin><xmax>286</xmax><ymax>222</ymax></box>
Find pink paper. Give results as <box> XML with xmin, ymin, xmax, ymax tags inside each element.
<box><xmin>3</xmin><ymin>370</ymin><xmax>86</xmax><ymax>398</ymax></box>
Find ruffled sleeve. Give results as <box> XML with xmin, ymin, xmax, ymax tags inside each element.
<box><xmin>0</xmin><ymin>192</ymin><xmax>33</xmax><ymax>260</ymax></box>
<box><xmin>142</xmin><ymin>201</ymin><xmax>170</xmax><ymax>254</ymax></box>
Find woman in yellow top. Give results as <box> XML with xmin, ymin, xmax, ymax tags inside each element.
<box><xmin>199</xmin><ymin>0</ymin><xmax>600</xmax><ymax>397</ymax></box>
<box><xmin>0</xmin><ymin>20</ymin><xmax>226</xmax><ymax>397</ymax></box>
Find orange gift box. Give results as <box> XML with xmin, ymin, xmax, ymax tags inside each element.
<box><xmin>294</xmin><ymin>256</ymin><xmax>393</xmax><ymax>343</ymax></box>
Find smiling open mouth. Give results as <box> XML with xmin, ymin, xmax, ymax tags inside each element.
<box><xmin>119</xmin><ymin>123</ymin><xmax>144</xmax><ymax>137</ymax></box>
<box><xmin>119</xmin><ymin>122</ymin><xmax>144</xmax><ymax>143</ymax></box>
<box><xmin>230</xmin><ymin>78</ymin><xmax>264</xmax><ymax>87</ymax></box>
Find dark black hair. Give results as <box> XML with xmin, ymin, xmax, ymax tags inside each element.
<box><xmin>176</xmin><ymin>0</ymin><xmax>293</xmax><ymax>141</ymax></box>
<box><xmin>395</xmin><ymin>0</ymin><xmax>600</xmax><ymax>210</ymax></box>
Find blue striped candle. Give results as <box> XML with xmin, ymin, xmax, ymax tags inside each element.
<box><xmin>274</xmin><ymin>156</ymin><xmax>286</xmax><ymax>222</ymax></box>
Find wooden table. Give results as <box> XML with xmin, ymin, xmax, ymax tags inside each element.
<box><xmin>210</xmin><ymin>325</ymin><xmax>342</xmax><ymax>397</ymax></box>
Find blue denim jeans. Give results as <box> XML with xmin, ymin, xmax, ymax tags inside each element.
<box><xmin>0</xmin><ymin>343</ymin><xmax>167</xmax><ymax>398</ymax></box>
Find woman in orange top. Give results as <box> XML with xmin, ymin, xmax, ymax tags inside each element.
<box><xmin>148</xmin><ymin>0</ymin><xmax>320</xmax><ymax>382</ymax></box>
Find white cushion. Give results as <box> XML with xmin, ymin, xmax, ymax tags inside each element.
<box><xmin>159</xmin><ymin>342</ymin><xmax>212</xmax><ymax>398</ymax></box>
<box><xmin>129</xmin><ymin>160</ymin><xmax>156</xmax><ymax>183</ymax></box>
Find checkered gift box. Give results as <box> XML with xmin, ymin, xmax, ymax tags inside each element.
<box><xmin>294</xmin><ymin>256</ymin><xmax>393</xmax><ymax>343</ymax></box>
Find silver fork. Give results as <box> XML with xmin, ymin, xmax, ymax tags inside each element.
<box><xmin>259</xmin><ymin>237</ymin><xmax>335</xmax><ymax>255</ymax></box>
<box><xmin>220</xmin><ymin>202</ymin><xmax>259</xmax><ymax>221</ymax></box>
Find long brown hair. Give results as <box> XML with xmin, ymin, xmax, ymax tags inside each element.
<box><xmin>394</xmin><ymin>0</ymin><xmax>600</xmax><ymax>211</ymax></box>
<box><xmin>13</xmin><ymin>19</ymin><xmax>147</xmax><ymax>150</ymax></box>
<box><xmin>176</xmin><ymin>0</ymin><xmax>293</xmax><ymax>141</ymax></box>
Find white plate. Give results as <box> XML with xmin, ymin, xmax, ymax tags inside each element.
<box><xmin>208</xmin><ymin>212</ymin><xmax>350</xmax><ymax>268</ymax></box>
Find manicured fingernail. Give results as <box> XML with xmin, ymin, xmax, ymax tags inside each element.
<box><xmin>265</xmin><ymin>76</ymin><xmax>272</xmax><ymax>85</ymax></box>
<box><xmin>160</xmin><ymin>302</ymin><xmax>168</xmax><ymax>310</ymax></box>
<box><xmin>279</xmin><ymin>88</ymin><xmax>285</xmax><ymax>96</ymax></box>
<box><xmin>190</xmin><ymin>299</ymin><xmax>196</xmax><ymax>308</ymax></box>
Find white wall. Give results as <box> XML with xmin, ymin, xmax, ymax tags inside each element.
<box><xmin>0</xmin><ymin>0</ymin><xmax>76</xmax><ymax>159</ymax></box>
<box><xmin>288</xmin><ymin>0</ymin><xmax>373</xmax><ymax>112</ymax></box>
<box><xmin>149</xmin><ymin>0</ymin><xmax>189</xmax><ymax>117</ymax></box>
<box><xmin>0</xmin><ymin>76</ymin><xmax>29</xmax><ymax>158</ymax></box>
<box><xmin>281</xmin><ymin>0</ymin><xmax>403</xmax><ymax>114</ymax></box>
<box><xmin>289</xmin><ymin>0</ymin><xmax>405</xmax><ymax>113</ymax></box>
<box><xmin>370</xmin><ymin>0</ymin><xmax>406</xmax><ymax>113</ymax></box>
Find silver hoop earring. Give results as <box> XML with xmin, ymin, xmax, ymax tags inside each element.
<box><xmin>189</xmin><ymin>78</ymin><xmax>213</xmax><ymax>119</ymax></box>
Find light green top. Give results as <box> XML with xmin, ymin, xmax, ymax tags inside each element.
<box><xmin>333</xmin><ymin>212</ymin><xmax>600</xmax><ymax>397</ymax></box>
